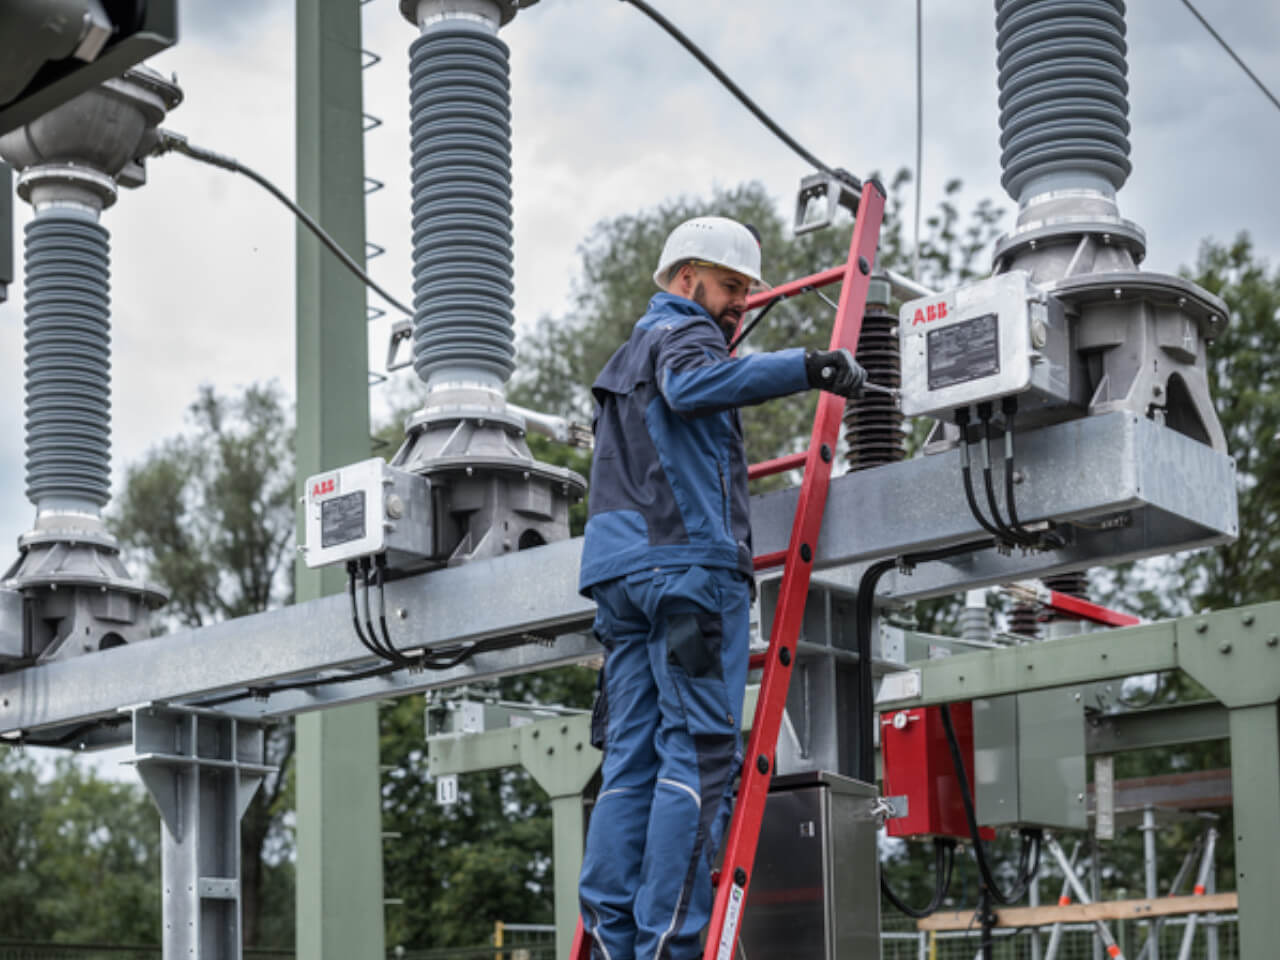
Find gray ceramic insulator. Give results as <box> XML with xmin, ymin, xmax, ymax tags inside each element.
<box><xmin>959</xmin><ymin>603</ymin><xmax>993</xmax><ymax>647</ymax></box>
<box><xmin>996</xmin><ymin>0</ymin><xmax>1132</xmax><ymax>202</ymax></box>
<box><xmin>408</xmin><ymin>22</ymin><xmax>516</xmax><ymax>387</ymax></box>
<box><xmin>23</xmin><ymin>209</ymin><xmax>112</xmax><ymax>510</ymax></box>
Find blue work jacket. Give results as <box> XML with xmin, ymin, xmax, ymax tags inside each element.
<box><xmin>578</xmin><ymin>292</ymin><xmax>809</xmax><ymax>594</ymax></box>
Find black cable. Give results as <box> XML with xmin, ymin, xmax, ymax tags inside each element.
<box><xmin>1001</xmin><ymin>399</ymin><xmax>1027</xmax><ymax>537</ymax></box>
<box><xmin>618</xmin><ymin>0</ymin><xmax>853</xmax><ymax>184</ymax></box>
<box><xmin>349</xmin><ymin>560</ymin><xmax>394</xmax><ymax>662</ymax></box>
<box><xmin>881</xmin><ymin>838</ymin><xmax>957</xmax><ymax>918</ymax></box>
<box><xmin>16</xmin><ymin>716</ymin><xmax>129</xmax><ymax>749</ymax></box>
<box><xmin>374</xmin><ymin>554</ymin><xmax>414</xmax><ymax>665</ymax></box>
<box><xmin>153</xmin><ymin>131</ymin><xmax>414</xmax><ymax>317</ymax></box>
<box><xmin>361</xmin><ymin>557</ymin><xmax>398</xmax><ymax>665</ymax></box>
<box><xmin>854</xmin><ymin>537</ymin><xmax>995</xmax><ymax>782</ymax></box>
<box><xmin>956</xmin><ymin>409</ymin><xmax>1008</xmax><ymax>543</ymax></box>
<box><xmin>1000</xmin><ymin>397</ymin><xmax>1046</xmax><ymax>547</ymax></box>
<box><xmin>727</xmin><ymin>297</ymin><xmax>780</xmax><ymax>353</ymax></box>
<box><xmin>939</xmin><ymin>703</ymin><xmax>1042</xmax><ymax>906</ymax></box>
<box><xmin>195</xmin><ymin>661</ymin><xmax>403</xmax><ymax>707</ymax></box>
<box><xmin>1179</xmin><ymin>0</ymin><xmax>1280</xmax><ymax>114</ymax></box>
<box><xmin>977</xmin><ymin>403</ymin><xmax>1033</xmax><ymax>548</ymax></box>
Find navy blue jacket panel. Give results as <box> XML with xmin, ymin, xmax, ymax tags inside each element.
<box><xmin>578</xmin><ymin>292</ymin><xmax>809</xmax><ymax>594</ymax></box>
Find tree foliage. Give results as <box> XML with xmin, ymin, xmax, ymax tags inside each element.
<box><xmin>0</xmin><ymin>750</ymin><xmax>161</xmax><ymax>944</ymax></box>
<box><xmin>1181</xmin><ymin>234</ymin><xmax>1280</xmax><ymax>613</ymax></box>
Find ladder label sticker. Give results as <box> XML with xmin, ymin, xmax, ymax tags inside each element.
<box><xmin>715</xmin><ymin>883</ymin><xmax>745</xmax><ymax>960</ymax></box>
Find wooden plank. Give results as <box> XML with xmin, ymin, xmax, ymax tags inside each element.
<box><xmin>919</xmin><ymin>892</ymin><xmax>1238</xmax><ymax>932</ymax></box>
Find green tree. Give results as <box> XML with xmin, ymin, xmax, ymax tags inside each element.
<box><xmin>110</xmin><ymin>382</ymin><xmax>298</xmax><ymax>948</ymax></box>
<box><xmin>0</xmin><ymin>749</ymin><xmax>161</xmax><ymax>944</ymax></box>
<box><xmin>1180</xmin><ymin>234</ymin><xmax>1280</xmax><ymax>614</ymax></box>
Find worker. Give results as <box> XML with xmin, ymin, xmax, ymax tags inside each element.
<box><xmin>576</xmin><ymin>215</ymin><xmax>867</xmax><ymax>959</ymax></box>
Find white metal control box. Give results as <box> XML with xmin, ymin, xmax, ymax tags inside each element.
<box><xmin>899</xmin><ymin>271</ymin><xmax>1070</xmax><ymax>421</ymax></box>
<box><xmin>302</xmin><ymin>458</ymin><xmax>434</xmax><ymax>569</ymax></box>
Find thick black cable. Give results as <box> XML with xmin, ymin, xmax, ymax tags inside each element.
<box><xmin>1000</xmin><ymin>399</ymin><xmax>1035</xmax><ymax>544</ymax></box>
<box><xmin>372</xmin><ymin>555</ymin><xmax>414</xmax><ymax>666</ymax></box>
<box><xmin>854</xmin><ymin>538</ymin><xmax>995</xmax><ymax>781</ymax></box>
<box><xmin>977</xmin><ymin>403</ymin><xmax>1033</xmax><ymax>547</ymax></box>
<box><xmin>981</xmin><ymin>436</ymin><xmax>1031</xmax><ymax>549</ymax></box>
<box><xmin>956</xmin><ymin>409</ymin><xmax>1007</xmax><ymax>543</ymax></box>
<box><xmin>727</xmin><ymin>297</ymin><xmax>780</xmax><ymax>353</ymax></box>
<box><xmin>618</xmin><ymin>0</ymin><xmax>852</xmax><ymax>184</ymax></box>
<box><xmin>961</xmin><ymin>461</ymin><xmax>1006</xmax><ymax>542</ymax></box>
<box><xmin>881</xmin><ymin>838</ymin><xmax>957</xmax><ymax>919</ymax></box>
<box><xmin>153</xmin><ymin>132</ymin><xmax>414</xmax><ymax>317</ymax></box>
<box><xmin>349</xmin><ymin>560</ymin><xmax>394</xmax><ymax>662</ymax></box>
<box><xmin>939</xmin><ymin>703</ymin><xmax>1041</xmax><ymax>906</ymax></box>
<box><xmin>999</xmin><ymin>398</ymin><xmax>1065</xmax><ymax>550</ymax></box>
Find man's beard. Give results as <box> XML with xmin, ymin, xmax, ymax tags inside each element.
<box><xmin>692</xmin><ymin>281</ymin><xmax>743</xmax><ymax>344</ymax></box>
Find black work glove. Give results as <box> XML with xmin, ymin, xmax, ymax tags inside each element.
<box><xmin>805</xmin><ymin>348</ymin><xmax>867</xmax><ymax>399</ymax></box>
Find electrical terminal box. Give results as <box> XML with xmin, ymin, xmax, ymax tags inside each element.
<box><xmin>880</xmin><ymin>702</ymin><xmax>994</xmax><ymax>840</ymax></box>
<box><xmin>899</xmin><ymin>271</ymin><xmax>1070</xmax><ymax>421</ymax></box>
<box><xmin>302</xmin><ymin>458</ymin><xmax>433</xmax><ymax>569</ymax></box>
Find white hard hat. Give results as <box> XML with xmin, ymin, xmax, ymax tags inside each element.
<box><xmin>653</xmin><ymin>216</ymin><xmax>766</xmax><ymax>292</ymax></box>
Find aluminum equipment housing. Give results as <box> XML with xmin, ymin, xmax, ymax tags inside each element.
<box><xmin>740</xmin><ymin>772</ymin><xmax>882</xmax><ymax>959</ymax></box>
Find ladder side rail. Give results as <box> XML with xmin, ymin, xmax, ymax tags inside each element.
<box><xmin>702</xmin><ymin>182</ymin><xmax>886</xmax><ymax>960</ymax></box>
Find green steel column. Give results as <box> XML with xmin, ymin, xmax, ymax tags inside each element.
<box><xmin>1227</xmin><ymin>703</ymin><xmax>1280</xmax><ymax>958</ymax></box>
<box><xmin>294</xmin><ymin>1</ymin><xmax>384</xmax><ymax>958</ymax></box>
<box><xmin>549</xmin><ymin>793</ymin><xmax>585</xmax><ymax>958</ymax></box>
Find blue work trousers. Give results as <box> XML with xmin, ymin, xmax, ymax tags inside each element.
<box><xmin>578</xmin><ymin>565</ymin><xmax>750</xmax><ymax>960</ymax></box>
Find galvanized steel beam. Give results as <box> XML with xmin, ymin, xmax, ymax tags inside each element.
<box><xmin>0</xmin><ymin>414</ymin><xmax>1238</xmax><ymax>735</ymax></box>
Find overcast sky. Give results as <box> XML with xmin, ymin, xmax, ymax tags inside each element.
<box><xmin>2</xmin><ymin>0</ymin><xmax>1278</xmax><ymax>552</ymax></box>
<box><xmin>4</xmin><ymin>0</ymin><xmax>1279</xmax><ymax>774</ymax></box>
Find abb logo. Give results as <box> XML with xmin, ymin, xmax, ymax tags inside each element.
<box><xmin>911</xmin><ymin>300</ymin><xmax>949</xmax><ymax>326</ymax></box>
<box><xmin>311</xmin><ymin>477</ymin><xmax>337</xmax><ymax>498</ymax></box>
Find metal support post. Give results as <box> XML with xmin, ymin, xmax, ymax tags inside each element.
<box><xmin>1029</xmin><ymin>852</ymin><xmax>1042</xmax><ymax>960</ymax></box>
<box><xmin>1227</xmin><ymin>704</ymin><xmax>1280</xmax><ymax>959</ymax></box>
<box><xmin>1044</xmin><ymin>834</ymin><xmax>1127</xmax><ymax>960</ymax></box>
<box><xmin>1090</xmin><ymin>836</ymin><xmax>1104</xmax><ymax>960</ymax></box>
<box><xmin>1043</xmin><ymin>841</ymin><xmax>1080</xmax><ymax>960</ymax></box>
<box><xmin>1205</xmin><ymin>852</ymin><xmax>1219</xmax><ymax>960</ymax></box>
<box><xmin>1135</xmin><ymin>833</ymin><xmax>1203</xmax><ymax>960</ymax></box>
<box><xmin>127</xmin><ymin>705</ymin><xmax>274</xmax><ymax>960</ymax></box>
<box><xmin>1139</xmin><ymin>806</ymin><xmax>1159</xmax><ymax>960</ymax></box>
<box><xmin>1175</xmin><ymin>827</ymin><xmax>1218</xmax><ymax>960</ymax></box>
<box><xmin>429</xmin><ymin>711</ymin><xmax>600</xmax><ymax>959</ymax></box>
<box><xmin>294</xmin><ymin>0</ymin><xmax>383</xmax><ymax>957</ymax></box>
<box><xmin>550</xmin><ymin>794</ymin><xmax>586</xmax><ymax>958</ymax></box>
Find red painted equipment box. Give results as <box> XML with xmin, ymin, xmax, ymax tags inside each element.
<box><xmin>880</xmin><ymin>703</ymin><xmax>994</xmax><ymax>840</ymax></box>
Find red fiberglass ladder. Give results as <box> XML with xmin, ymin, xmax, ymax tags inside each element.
<box><xmin>570</xmin><ymin>181</ymin><xmax>886</xmax><ymax>960</ymax></box>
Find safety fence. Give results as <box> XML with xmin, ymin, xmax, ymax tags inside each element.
<box><xmin>880</xmin><ymin>913</ymin><xmax>1239</xmax><ymax>959</ymax></box>
<box><xmin>0</xmin><ymin>914</ymin><xmax>1238</xmax><ymax>960</ymax></box>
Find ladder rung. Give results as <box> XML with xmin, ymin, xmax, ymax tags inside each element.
<box><xmin>748</xmin><ymin>451</ymin><xmax>808</xmax><ymax>480</ymax></box>
<box><xmin>747</xmin><ymin>651</ymin><xmax>767</xmax><ymax>671</ymax></box>
<box><xmin>744</xmin><ymin>264</ymin><xmax>847</xmax><ymax>310</ymax></box>
<box><xmin>752</xmin><ymin>551</ymin><xmax>787</xmax><ymax>571</ymax></box>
